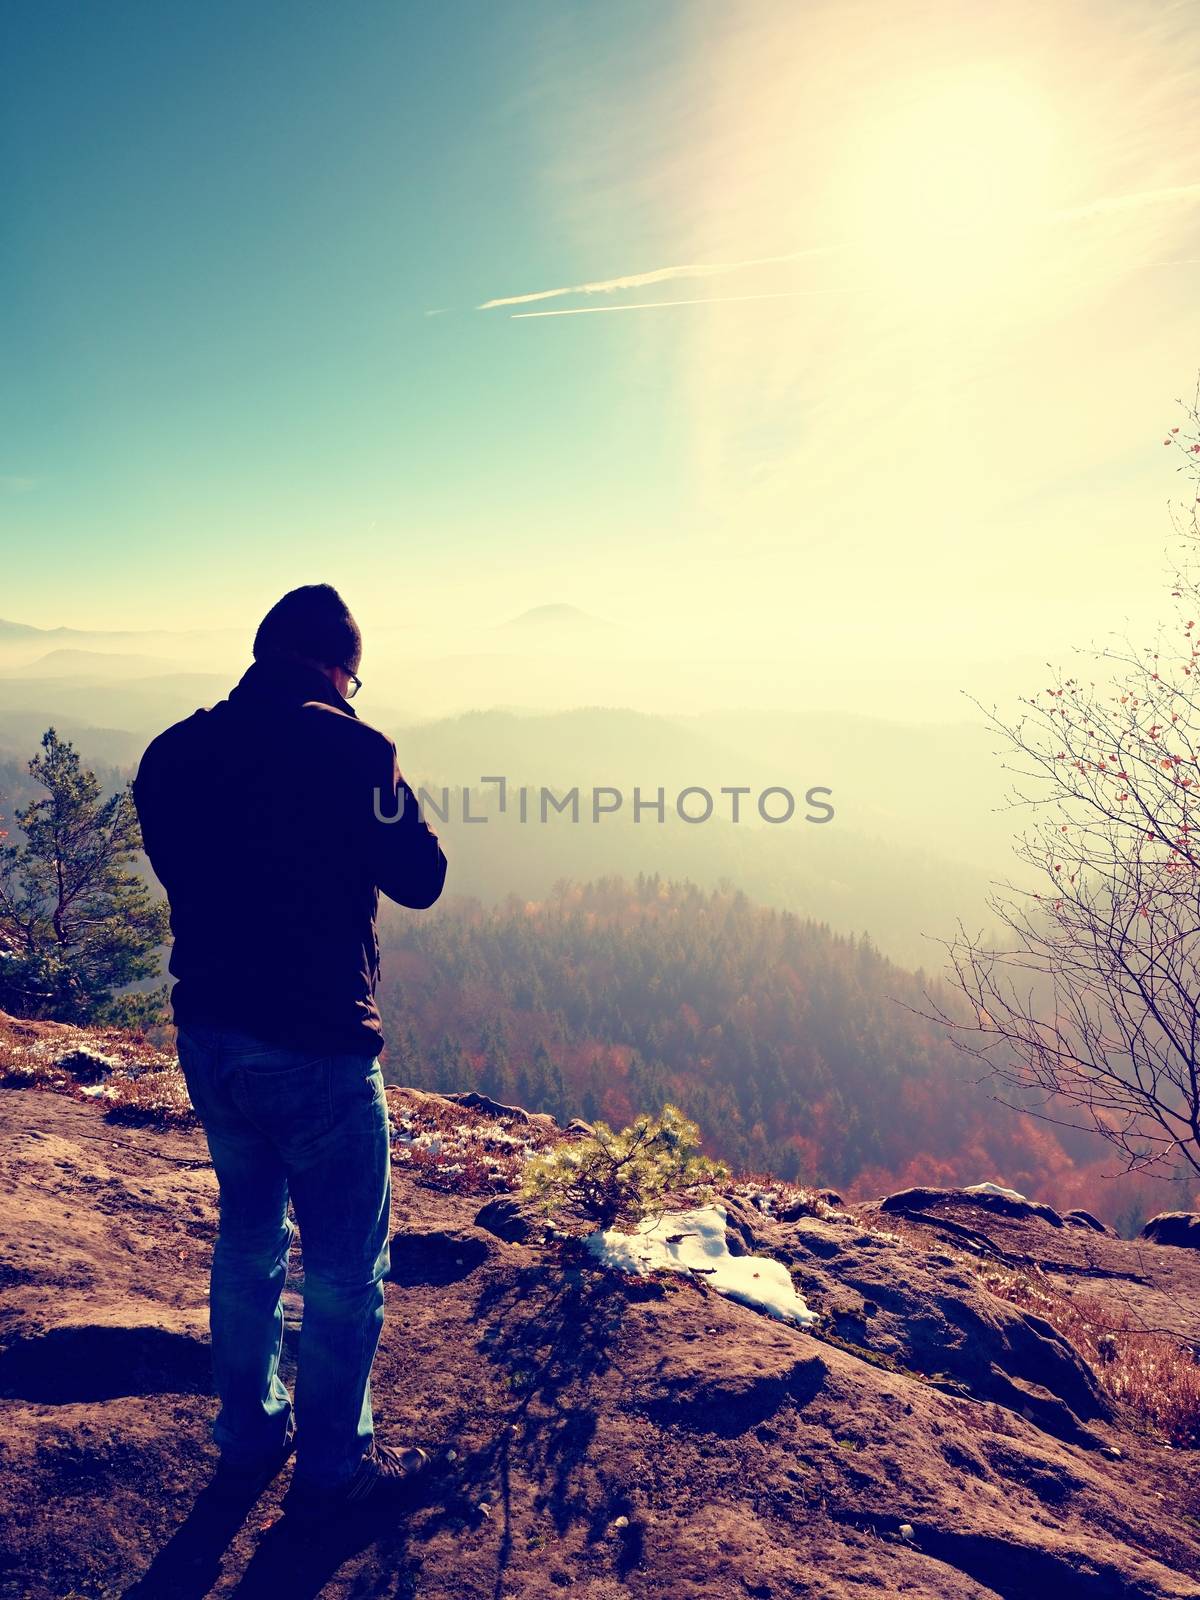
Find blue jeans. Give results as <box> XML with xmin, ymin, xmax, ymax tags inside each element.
<box><xmin>177</xmin><ymin>1024</ymin><xmax>392</xmax><ymax>1490</ymax></box>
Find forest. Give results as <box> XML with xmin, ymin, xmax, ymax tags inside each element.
<box><xmin>377</xmin><ymin>876</ymin><xmax>1193</xmax><ymax>1229</ymax></box>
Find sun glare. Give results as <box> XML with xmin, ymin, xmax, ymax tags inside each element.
<box><xmin>839</xmin><ymin>70</ymin><xmax>1063</xmax><ymax>305</ymax></box>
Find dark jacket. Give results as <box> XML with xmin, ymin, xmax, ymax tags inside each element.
<box><xmin>133</xmin><ymin>657</ymin><xmax>446</xmax><ymax>1057</ymax></box>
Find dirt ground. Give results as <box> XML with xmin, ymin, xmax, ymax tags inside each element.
<box><xmin>2</xmin><ymin>1083</ymin><xmax>1200</xmax><ymax>1600</ymax></box>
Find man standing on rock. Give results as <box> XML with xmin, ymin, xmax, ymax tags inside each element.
<box><xmin>134</xmin><ymin>584</ymin><xmax>447</xmax><ymax>1514</ymax></box>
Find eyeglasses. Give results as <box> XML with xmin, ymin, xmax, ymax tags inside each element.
<box><xmin>344</xmin><ymin>670</ymin><xmax>363</xmax><ymax>700</ymax></box>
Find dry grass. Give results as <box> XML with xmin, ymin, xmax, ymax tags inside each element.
<box><xmin>0</xmin><ymin>1011</ymin><xmax>193</xmax><ymax>1124</ymax></box>
<box><xmin>386</xmin><ymin>1085</ymin><xmax>553</xmax><ymax>1196</ymax></box>
<box><xmin>0</xmin><ymin>1048</ymin><xmax>82</xmax><ymax>1092</ymax></box>
<box><xmin>871</xmin><ymin>1210</ymin><xmax>1200</xmax><ymax>1447</ymax></box>
<box><xmin>0</xmin><ymin>1012</ymin><xmax>557</xmax><ymax>1193</ymax></box>
<box><xmin>731</xmin><ymin>1174</ymin><xmax>842</xmax><ymax>1222</ymax></box>
<box><xmin>980</xmin><ymin>1262</ymin><xmax>1200</xmax><ymax>1448</ymax></box>
<box><xmin>102</xmin><ymin>1067</ymin><xmax>196</xmax><ymax>1126</ymax></box>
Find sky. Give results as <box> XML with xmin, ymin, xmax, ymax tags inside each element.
<box><xmin>3</xmin><ymin>0</ymin><xmax>1200</xmax><ymax>689</ymax></box>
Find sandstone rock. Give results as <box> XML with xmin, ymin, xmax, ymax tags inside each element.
<box><xmin>1064</xmin><ymin>1209</ymin><xmax>1111</xmax><ymax>1234</ymax></box>
<box><xmin>53</xmin><ymin>1049</ymin><xmax>118</xmax><ymax>1086</ymax></box>
<box><xmin>720</xmin><ymin>1194</ymin><xmax>761</xmax><ymax>1257</ymax></box>
<box><xmin>385</xmin><ymin>1226</ymin><xmax>491</xmax><ymax>1286</ymax></box>
<box><xmin>881</xmin><ymin>1184</ymin><xmax>1064</xmax><ymax>1227</ymax></box>
<box><xmin>777</xmin><ymin>1188</ymin><xmax>843</xmax><ymax>1221</ymax></box>
<box><xmin>475</xmin><ymin>1195</ymin><xmax>537</xmax><ymax>1244</ymax></box>
<box><xmin>3</xmin><ymin>1080</ymin><xmax>1200</xmax><ymax>1600</ymax></box>
<box><xmin>436</xmin><ymin>1088</ymin><xmax>557</xmax><ymax>1128</ymax></box>
<box><xmin>637</xmin><ymin>1336</ymin><xmax>826</xmax><ymax>1437</ymax></box>
<box><xmin>1141</xmin><ymin>1212</ymin><xmax>1200</xmax><ymax>1250</ymax></box>
<box><xmin>774</xmin><ymin>1209</ymin><xmax>1113</xmax><ymax>1446</ymax></box>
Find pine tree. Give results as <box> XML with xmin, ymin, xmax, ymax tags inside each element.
<box><xmin>0</xmin><ymin>729</ymin><xmax>169</xmax><ymax>1026</ymax></box>
<box><xmin>523</xmin><ymin>1103</ymin><xmax>729</xmax><ymax>1231</ymax></box>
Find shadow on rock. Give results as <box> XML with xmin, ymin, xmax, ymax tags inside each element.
<box><xmin>644</xmin><ymin>1349</ymin><xmax>826</xmax><ymax>1438</ymax></box>
<box><xmin>404</xmin><ymin>1262</ymin><xmax>630</xmax><ymax>1599</ymax></box>
<box><xmin>0</xmin><ymin>1324</ymin><xmax>212</xmax><ymax>1403</ymax></box>
<box><xmin>230</xmin><ymin>1505</ymin><xmax>420</xmax><ymax>1600</ymax></box>
<box><xmin>386</xmin><ymin>1229</ymin><xmax>491</xmax><ymax>1288</ymax></box>
<box><xmin>123</xmin><ymin>1482</ymin><xmax>257</xmax><ymax>1600</ymax></box>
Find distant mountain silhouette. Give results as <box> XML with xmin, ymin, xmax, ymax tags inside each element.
<box><xmin>0</xmin><ymin>617</ymin><xmax>82</xmax><ymax>641</ymax></box>
<box><xmin>12</xmin><ymin>649</ymin><xmax>185</xmax><ymax>680</ymax></box>
<box><xmin>0</xmin><ymin>616</ymin><xmax>148</xmax><ymax>643</ymax></box>
<box><xmin>0</xmin><ymin>616</ymin><xmax>243</xmax><ymax>676</ymax></box>
<box><xmin>0</xmin><ymin>693</ymin><xmax>1016</xmax><ymax>963</ymax></box>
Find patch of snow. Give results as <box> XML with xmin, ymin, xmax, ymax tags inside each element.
<box><xmin>586</xmin><ymin>1204</ymin><xmax>818</xmax><ymax>1327</ymax></box>
<box><xmin>409</xmin><ymin>1132</ymin><xmax>444</xmax><ymax>1154</ymax></box>
<box><xmin>736</xmin><ymin>1183</ymin><xmax>776</xmax><ymax>1216</ymax></box>
<box><xmin>60</xmin><ymin>1049</ymin><xmax>122</xmax><ymax>1070</ymax></box>
<box><xmin>965</xmin><ymin>1182</ymin><xmax>1028</xmax><ymax>1203</ymax></box>
<box><xmin>78</xmin><ymin>1084</ymin><xmax>118</xmax><ymax>1099</ymax></box>
<box><xmin>471</xmin><ymin>1128</ymin><xmax>533</xmax><ymax>1149</ymax></box>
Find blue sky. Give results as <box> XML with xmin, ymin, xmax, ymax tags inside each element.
<box><xmin>4</xmin><ymin>0</ymin><xmax>1200</xmax><ymax>675</ymax></box>
<box><xmin>3</xmin><ymin>3</ymin><xmax>677</xmax><ymax>625</ymax></box>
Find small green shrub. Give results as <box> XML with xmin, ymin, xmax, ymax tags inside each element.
<box><xmin>522</xmin><ymin>1103</ymin><xmax>728</xmax><ymax>1232</ymax></box>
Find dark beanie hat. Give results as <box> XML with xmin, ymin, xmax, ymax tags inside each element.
<box><xmin>253</xmin><ymin>584</ymin><xmax>362</xmax><ymax>672</ymax></box>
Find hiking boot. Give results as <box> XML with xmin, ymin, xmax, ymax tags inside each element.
<box><xmin>211</xmin><ymin>1422</ymin><xmax>296</xmax><ymax>1502</ymax></box>
<box><xmin>284</xmin><ymin>1440</ymin><xmax>431</xmax><ymax>1519</ymax></box>
<box><xmin>343</xmin><ymin>1441</ymin><xmax>431</xmax><ymax>1505</ymax></box>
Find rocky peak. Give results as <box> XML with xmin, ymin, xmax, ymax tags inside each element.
<box><xmin>1</xmin><ymin>1013</ymin><xmax>1199</xmax><ymax>1597</ymax></box>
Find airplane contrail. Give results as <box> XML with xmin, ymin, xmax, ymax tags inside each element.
<box><xmin>510</xmin><ymin>288</ymin><xmax>855</xmax><ymax>318</ymax></box>
<box><xmin>471</xmin><ymin>179</ymin><xmax>1200</xmax><ymax>321</ymax></box>
<box><xmin>479</xmin><ymin>247</ymin><xmax>837</xmax><ymax>311</ymax></box>
<box><xmin>1052</xmin><ymin>180</ymin><xmax>1200</xmax><ymax>222</ymax></box>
